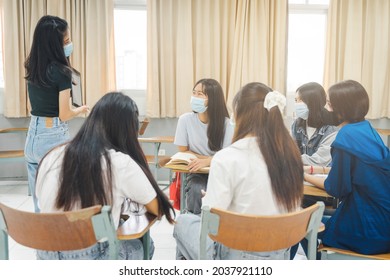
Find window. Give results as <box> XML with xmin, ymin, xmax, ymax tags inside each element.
<box><xmin>0</xmin><ymin>21</ymin><xmax>4</xmax><ymax>88</ymax></box>
<box><xmin>114</xmin><ymin>3</ymin><xmax>147</xmax><ymax>90</ymax></box>
<box><xmin>287</xmin><ymin>12</ymin><xmax>328</xmax><ymax>92</ymax></box>
<box><xmin>289</xmin><ymin>0</ymin><xmax>329</xmax><ymax>4</ymax></box>
<box><xmin>285</xmin><ymin>1</ymin><xmax>329</xmax><ymax>117</ymax></box>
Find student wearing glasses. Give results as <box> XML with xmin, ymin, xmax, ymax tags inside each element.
<box><xmin>173</xmin><ymin>78</ymin><xmax>234</xmax><ymax>215</ymax></box>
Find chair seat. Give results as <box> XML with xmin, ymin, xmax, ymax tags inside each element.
<box><xmin>319</xmin><ymin>244</ymin><xmax>390</xmax><ymax>260</ymax></box>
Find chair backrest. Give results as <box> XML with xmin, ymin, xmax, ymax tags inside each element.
<box><xmin>199</xmin><ymin>201</ymin><xmax>324</xmax><ymax>260</ymax></box>
<box><xmin>0</xmin><ymin>203</ymin><xmax>119</xmax><ymax>260</ymax></box>
<box><xmin>139</xmin><ymin>118</ymin><xmax>150</xmax><ymax>136</ymax></box>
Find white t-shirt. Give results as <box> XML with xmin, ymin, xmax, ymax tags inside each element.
<box><xmin>174</xmin><ymin>112</ymin><xmax>234</xmax><ymax>156</ymax></box>
<box><xmin>36</xmin><ymin>145</ymin><xmax>157</xmax><ymax>229</ymax></box>
<box><xmin>203</xmin><ymin>137</ymin><xmax>287</xmax><ymax>215</ymax></box>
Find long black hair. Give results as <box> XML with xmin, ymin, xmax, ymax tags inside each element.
<box><xmin>193</xmin><ymin>79</ymin><xmax>229</xmax><ymax>151</ymax></box>
<box><xmin>25</xmin><ymin>15</ymin><xmax>72</xmax><ymax>87</ymax></box>
<box><xmin>55</xmin><ymin>92</ymin><xmax>175</xmax><ymax>223</ymax></box>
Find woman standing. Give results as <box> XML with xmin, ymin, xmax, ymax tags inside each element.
<box><xmin>24</xmin><ymin>15</ymin><xmax>89</xmax><ymax>212</ymax></box>
<box><xmin>174</xmin><ymin>78</ymin><xmax>234</xmax><ymax>214</ymax></box>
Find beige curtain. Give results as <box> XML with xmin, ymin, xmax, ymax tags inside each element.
<box><xmin>147</xmin><ymin>0</ymin><xmax>288</xmax><ymax>117</ymax></box>
<box><xmin>324</xmin><ymin>0</ymin><xmax>390</xmax><ymax>119</ymax></box>
<box><xmin>1</xmin><ymin>0</ymin><xmax>116</xmax><ymax>117</ymax></box>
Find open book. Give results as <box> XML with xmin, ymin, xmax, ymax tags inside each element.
<box><xmin>164</xmin><ymin>152</ymin><xmax>210</xmax><ymax>173</ymax></box>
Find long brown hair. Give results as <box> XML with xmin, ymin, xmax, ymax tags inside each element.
<box><xmin>233</xmin><ymin>83</ymin><xmax>303</xmax><ymax>212</ymax></box>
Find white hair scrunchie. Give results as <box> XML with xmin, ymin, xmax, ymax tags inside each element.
<box><xmin>263</xmin><ymin>90</ymin><xmax>286</xmax><ymax>113</ymax></box>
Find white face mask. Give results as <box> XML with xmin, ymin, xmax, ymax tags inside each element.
<box><xmin>63</xmin><ymin>42</ymin><xmax>73</xmax><ymax>57</ymax></box>
<box><xmin>190</xmin><ymin>96</ymin><xmax>207</xmax><ymax>113</ymax></box>
<box><xmin>295</xmin><ymin>102</ymin><xmax>309</xmax><ymax>120</ymax></box>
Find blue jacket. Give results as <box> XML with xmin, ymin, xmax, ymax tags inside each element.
<box><xmin>323</xmin><ymin>120</ymin><xmax>390</xmax><ymax>254</ymax></box>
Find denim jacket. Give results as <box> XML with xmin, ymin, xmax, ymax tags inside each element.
<box><xmin>291</xmin><ymin>119</ymin><xmax>338</xmax><ymax>166</ymax></box>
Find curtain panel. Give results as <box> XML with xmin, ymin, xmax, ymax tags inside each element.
<box><xmin>147</xmin><ymin>0</ymin><xmax>288</xmax><ymax>117</ymax></box>
<box><xmin>324</xmin><ymin>0</ymin><xmax>390</xmax><ymax>118</ymax></box>
<box><xmin>0</xmin><ymin>0</ymin><xmax>116</xmax><ymax>117</ymax></box>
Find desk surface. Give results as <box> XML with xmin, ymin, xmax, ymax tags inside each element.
<box><xmin>0</xmin><ymin>127</ymin><xmax>28</xmax><ymax>133</ymax></box>
<box><xmin>167</xmin><ymin>169</ymin><xmax>330</xmax><ymax>195</ymax></box>
<box><xmin>376</xmin><ymin>128</ymin><xmax>390</xmax><ymax>136</ymax></box>
<box><xmin>303</xmin><ymin>183</ymin><xmax>332</xmax><ymax>198</ymax></box>
<box><xmin>166</xmin><ymin>167</ymin><xmax>210</xmax><ymax>174</ymax></box>
<box><xmin>138</xmin><ymin>136</ymin><xmax>174</xmax><ymax>143</ymax></box>
<box><xmin>117</xmin><ymin>212</ymin><xmax>157</xmax><ymax>240</ymax></box>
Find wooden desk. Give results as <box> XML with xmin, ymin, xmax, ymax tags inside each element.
<box><xmin>376</xmin><ymin>128</ymin><xmax>390</xmax><ymax>147</ymax></box>
<box><xmin>0</xmin><ymin>128</ymin><xmax>27</xmax><ymax>163</ymax></box>
<box><xmin>138</xmin><ymin>136</ymin><xmax>174</xmax><ymax>180</ymax></box>
<box><xmin>166</xmin><ymin>168</ymin><xmax>209</xmax><ymax>213</ymax></box>
<box><xmin>117</xmin><ymin>212</ymin><xmax>157</xmax><ymax>260</ymax></box>
<box><xmin>303</xmin><ymin>183</ymin><xmax>332</xmax><ymax>198</ymax></box>
<box><xmin>168</xmin><ymin>169</ymin><xmax>331</xmax><ymax>213</ymax></box>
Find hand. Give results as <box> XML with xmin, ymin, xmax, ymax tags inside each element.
<box><xmin>77</xmin><ymin>105</ymin><xmax>90</xmax><ymax>115</ymax></box>
<box><xmin>187</xmin><ymin>158</ymin><xmax>210</xmax><ymax>172</ymax></box>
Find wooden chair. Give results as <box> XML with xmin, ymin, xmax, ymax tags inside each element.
<box><xmin>139</xmin><ymin>118</ymin><xmax>150</xmax><ymax>136</ymax></box>
<box><xmin>0</xmin><ymin>202</ymin><xmax>119</xmax><ymax>259</ymax></box>
<box><xmin>199</xmin><ymin>201</ymin><xmax>325</xmax><ymax>260</ymax></box>
<box><xmin>117</xmin><ymin>212</ymin><xmax>158</xmax><ymax>260</ymax></box>
<box><xmin>0</xmin><ymin>202</ymin><xmax>157</xmax><ymax>260</ymax></box>
<box><xmin>0</xmin><ymin>127</ymin><xmax>27</xmax><ymax>163</ymax></box>
<box><xmin>319</xmin><ymin>244</ymin><xmax>390</xmax><ymax>260</ymax></box>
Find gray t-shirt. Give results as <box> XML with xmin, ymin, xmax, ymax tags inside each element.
<box><xmin>174</xmin><ymin>112</ymin><xmax>234</xmax><ymax>156</ymax></box>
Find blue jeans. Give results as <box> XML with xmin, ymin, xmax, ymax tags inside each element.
<box><xmin>173</xmin><ymin>213</ymin><xmax>290</xmax><ymax>260</ymax></box>
<box><xmin>24</xmin><ymin>116</ymin><xmax>70</xmax><ymax>212</ymax></box>
<box><xmin>36</xmin><ymin>238</ymin><xmax>155</xmax><ymax>260</ymax></box>
<box><xmin>185</xmin><ymin>173</ymin><xmax>208</xmax><ymax>215</ymax></box>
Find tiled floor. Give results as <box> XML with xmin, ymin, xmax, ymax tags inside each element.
<box><xmin>0</xmin><ymin>181</ymin><xmax>306</xmax><ymax>260</ymax></box>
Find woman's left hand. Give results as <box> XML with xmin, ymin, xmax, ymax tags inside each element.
<box><xmin>188</xmin><ymin>158</ymin><xmax>210</xmax><ymax>172</ymax></box>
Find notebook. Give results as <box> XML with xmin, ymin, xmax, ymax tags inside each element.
<box><xmin>71</xmin><ymin>70</ymin><xmax>83</xmax><ymax>107</ymax></box>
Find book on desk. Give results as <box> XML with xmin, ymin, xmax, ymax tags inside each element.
<box><xmin>164</xmin><ymin>152</ymin><xmax>210</xmax><ymax>173</ymax></box>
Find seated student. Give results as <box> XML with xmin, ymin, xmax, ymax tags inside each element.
<box><xmin>35</xmin><ymin>92</ymin><xmax>175</xmax><ymax>260</ymax></box>
<box><xmin>174</xmin><ymin>78</ymin><xmax>234</xmax><ymax>214</ymax></box>
<box><xmin>292</xmin><ymin>82</ymin><xmax>339</xmax><ymax>167</ymax></box>
<box><xmin>292</xmin><ymin>83</ymin><xmax>339</xmax><ymax>212</ymax></box>
<box><xmin>302</xmin><ymin>80</ymin><xmax>390</xmax><ymax>257</ymax></box>
<box><xmin>173</xmin><ymin>82</ymin><xmax>304</xmax><ymax>260</ymax></box>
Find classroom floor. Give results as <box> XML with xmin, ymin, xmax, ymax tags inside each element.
<box><xmin>0</xmin><ymin>181</ymin><xmax>306</xmax><ymax>260</ymax></box>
